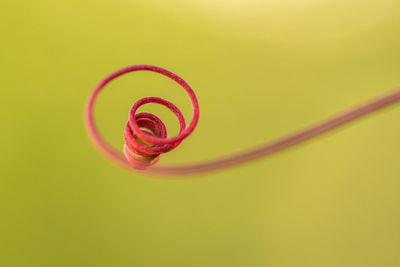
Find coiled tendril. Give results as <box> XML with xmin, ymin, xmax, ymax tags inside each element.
<box><xmin>86</xmin><ymin>65</ymin><xmax>199</xmax><ymax>170</ymax></box>
<box><xmin>85</xmin><ymin>64</ymin><xmax>400</xmax><ymax>177</ymax></box>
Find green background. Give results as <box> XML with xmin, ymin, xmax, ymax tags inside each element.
<box><xmin>1</xmin><ymin>0</ymin><xmax>400</xmax><ymax>266</ymax></box>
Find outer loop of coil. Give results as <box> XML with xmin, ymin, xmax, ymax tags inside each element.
<box><xmin>86</xmin><ymin>65</ymin><xmax>199</xmax><ymax>170</ymax></box>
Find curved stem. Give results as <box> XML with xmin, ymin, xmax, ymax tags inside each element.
<box><xmin>145</xmin><ymin>89</ymin><xmax>400</xmax><ymax>176</ymax></box>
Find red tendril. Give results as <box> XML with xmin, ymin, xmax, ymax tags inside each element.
<box><xmin>85</xmin><ymin>65</ymin><xmax>199</xmax><ymax>170</ymax></box>
<box><xmin>85</xmin><ymin>64</ymin><xmax>400</xmax><ymax>177</ymax></box>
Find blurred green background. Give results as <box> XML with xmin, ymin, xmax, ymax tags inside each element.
<box><xmin>1</xmin><ymin>0</ymin><xmax>400</xmax><ymax>266</ymax></box>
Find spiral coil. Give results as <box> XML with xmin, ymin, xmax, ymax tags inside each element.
<box><xmin>86</xmin><ymin>65</ymin><xmax>199</xmax><ymax>170</ymax></box>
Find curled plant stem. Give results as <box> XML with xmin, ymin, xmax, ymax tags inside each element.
<box><xmin>85</xmin><ymin>65</ymin><xmax>400</xmax><ymax>177</ymax></box>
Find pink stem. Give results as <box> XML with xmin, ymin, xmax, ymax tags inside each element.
<box><xmin>85</xmin><ymin>65</ymin><xmax>400</xmax><ymax>177</ymax></box>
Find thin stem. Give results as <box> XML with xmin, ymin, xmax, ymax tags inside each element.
<box><xmin>146</xmin><ymin>89</ymin><xmax>400</xmax><ymax>176</ymax></box>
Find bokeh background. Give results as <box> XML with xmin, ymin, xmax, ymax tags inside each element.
<box><xmin>1</xmin><ymin>0</ymin><xmax>400</xmax><ymax>266</ymax></box>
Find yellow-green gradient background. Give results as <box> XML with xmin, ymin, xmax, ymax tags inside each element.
<box><xmin>1</xmin><ymin>0</ymin><xmax>400</xmax><ymax>266</ymax></box>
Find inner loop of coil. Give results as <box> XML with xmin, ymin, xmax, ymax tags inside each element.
<box><xmin>123</xmin><ymin>97</ymin><xmax>187</xmax><ymax>168</ymax></box>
